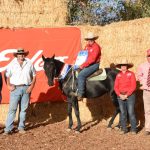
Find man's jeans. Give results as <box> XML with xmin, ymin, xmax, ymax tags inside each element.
<box><xmin>4</xmin><ymin>86</ymin><xmax>30</xmax><ymax>132</ymax></box>
<box><xmin>118</xmin><ymin>93</ymin><xmax>137</xmax><ymax>132</ymax></box>
<box><xmin>77</xmin><ymin>63</ymin><xmax>99</xmax><ymax>95</ymax></box>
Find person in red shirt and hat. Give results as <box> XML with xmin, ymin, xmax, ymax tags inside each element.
<box><xmin>71</xmin><ymin>32</ymin><xmax>101</xmax><ymax>100</ymax></box>
<box><xmin>114</xmin><ymin>59</ymin><xmax>137</xmax><ymax>134</ymax></box>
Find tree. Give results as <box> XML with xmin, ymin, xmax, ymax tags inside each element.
<box><xmin>67</xmin><ymin>0</ymin><xmax>150</xmax><ymax>26</ymax></box>
<box><xmin>120</xmin><ymin>0</ymin><xmax>143</xmax><ymax>20</ymax></box>
<box><xmin>140</xmin><ymin>0</ymin><xmax>150</xmax><ymax>17</ymax></box>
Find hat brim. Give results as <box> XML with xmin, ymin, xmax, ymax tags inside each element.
<box><xmin>116</xmin><ymin>63</ymin><xmax>134</xmax><ymax>69</ymax></box>
<box><xmin>13</xmin><ymin>51</ymin><xmax>29</xmax><ymax>57</ymax></box>
<box><xmin>84</xmin><ymin>36</ymin><xmax>99</xmax><ymax>41</ymax></box>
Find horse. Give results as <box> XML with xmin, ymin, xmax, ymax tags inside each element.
<box><xmin>42</xmin><ymin>55</ymin><xmax>120</xmax><ymax>132</ymax></box>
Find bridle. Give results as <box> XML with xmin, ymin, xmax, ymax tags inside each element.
<box><xmin>45</xmin><ymin>61</ymin><xmax>57</xmax><ymax>78</ymax></box>
<box><xmin>46</xmin><ymin>60</ymin><xmax>76</xmax><ymax>92</ymax></box>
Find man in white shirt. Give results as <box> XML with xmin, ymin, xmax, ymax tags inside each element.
<box><xmin>4</xmin><ymin>48</ymin><xmax>36</xmax><ymax>135</ymax></box>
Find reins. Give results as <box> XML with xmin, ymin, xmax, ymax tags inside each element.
<box><xmin>60</xmin><ymin>66</ymin><xmax>75</xmax><ymax>91</ymax></box>
<box><xmin>54</xmin><ymin>65</ymin><xmax>76</xmax><ymax>92</ymax></box>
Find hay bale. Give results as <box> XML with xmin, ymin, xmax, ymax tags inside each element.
<box><xmin>0</xmin><ymin>104</ymin><xmax>19</xmax><ymax>126</ymax></box>
<box><xmin>79</xmin><ymin>18</ymin><xmax>150</xmax><ymax>71</ymax></box>
<box><xmin>0</xmin><ymin>0</ymin><xmax>67</xmax><ymax>28</ymax></box>
<box><xmin>0</xmin><ymin>90</ymin><xmax>144</xmax><ymax>127</ymax></box>
<box><xmin>0</xmin><ymin>0</ymin><xmax>148</xmax><ymax>126</ymax></box>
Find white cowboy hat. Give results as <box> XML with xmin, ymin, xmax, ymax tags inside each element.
<box><xmin>115</xmin><ymin>58</ymin><xmax>134</xmax><ymax>68</ymax></box>
<box><xmin>13</xmin><ymin>48</ymin><xmax>29</xmax><ymax>57</ymax></box>
<box><xmin>84</xmin><ymin>32</ymin><xmax>99</xmax><ymax>40</ymax></box>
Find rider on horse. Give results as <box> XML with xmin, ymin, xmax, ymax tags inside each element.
<box><xmin>71</xmin><ymin>32</ymin><xmax>102</xmax><ymax>100</ymax></box>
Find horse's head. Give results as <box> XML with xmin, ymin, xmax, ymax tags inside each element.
<box><xmin>42</xmin><ymin>55</ymin><xmax>56</xmax><ymax>86</ymax></box>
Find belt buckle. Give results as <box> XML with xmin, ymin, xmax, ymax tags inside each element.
<box><xmin>15</xmin><ymin>84</ymin><xmax>26</xmax><ymax>87</ymax></box>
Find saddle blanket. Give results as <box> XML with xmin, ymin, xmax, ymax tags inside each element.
<box><xmin>88</xmin><ymin>69</ymin><xmax>107</xmax><ymax>81</ymax></box>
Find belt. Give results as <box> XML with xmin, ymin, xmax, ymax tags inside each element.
<box><xmin>144</xmin><ymin>89</ymin><xmax>150</xmax><ymax>92</ymax></box>
<box><xmin>15</xmin><ymin>84</ymin><xmax>28</xmax><ymax>87</ymax></box>
<box><xmin>120</xmin><ymin>92</ymin><xmax>127</xmax><ymax>95</ymax></box>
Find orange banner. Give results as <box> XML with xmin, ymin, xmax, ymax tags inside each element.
<box><xmin>0</xmin><ymin>27</ymin><xmax>81</xmax><ymax>103</ymax></box>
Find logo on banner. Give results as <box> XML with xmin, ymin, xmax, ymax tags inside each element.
<box><xmin>0</xmin><ymin>49</ymin><xmax>68</xmax><ymax>72</ymax></box>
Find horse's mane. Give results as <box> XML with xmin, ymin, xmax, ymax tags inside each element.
<box><xmin>105</xmin><ymin>66</ymin><xmax>120</xmax><ymax>80</ymax></box>
<box><xmin>105</xmin><ymin>63</ymin><xmax>120</xmax><ymax>74</ymax></box>
<box><xmin>54</xmin><ymin>59</ymin><xmax>64</xmax><ymax>77</ymax></box>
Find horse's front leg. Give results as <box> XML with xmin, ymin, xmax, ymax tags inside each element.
<box><xmin>72</xmin><ymin>97</ymin><xmax>81</xmax><ymax>132</ymax></box>
<box><xmin>67</xmin><ymin>97</ymin><xmax>73</xmax><ymax>130</ymax></box>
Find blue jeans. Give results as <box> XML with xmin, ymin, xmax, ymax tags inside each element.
<box><xmin>77</xmin><ymin>63</ymin><xmax>99</xmax><ymax>95</ymax></box>
<box><xmin>4</xmin><ymin>86</ymin><xmax>30</xmax><ymax>132</ymax></box>
<box><xmin>118</xmin><ymin>94</ymin><xmax>137</xmax><ymax>132</ymax></box>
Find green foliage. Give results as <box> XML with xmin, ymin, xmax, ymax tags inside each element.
<box><xmin>67</xmin><ymin>0</ymin><xmax>125</xmax><ymax>25</ymax></box>
<box><xmin>120</xmin><ymin>1</ymin><xmax>143</xmax><ymax>20</ymax></box>
<box><xmin>67</xmin><ymin>0</ymin><xmax>88</xmax><ymax>25</ymax></box>
<box><xmin>141</xmin><ymin>0</ymin><xmax>150</xmax><ymax>17</ymax></box>
<box><xmin>120</xmin><ymin>0</ymin><xmax>150</xmax><ymax>20</ymax></box>
<box><xmin>67</xmin><ymin>0</ymin><xmax>150</xmax><ymax>25</ymax></box>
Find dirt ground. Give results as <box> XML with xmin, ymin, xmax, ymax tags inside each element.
<box><xmin>0</xmin><ymin>91</ymin><xmax>148</xmax><ymax>150</ymax></box>
<box><xmin>0</xmin><ymin>119</ymin><xmax>150</xmax><ymax>150</ymax></box>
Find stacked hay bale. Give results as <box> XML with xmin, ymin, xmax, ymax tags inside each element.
<box><xmin>0</xmin><ymin>0</ymin><xmax>68</xmax><ymax>126</ymax></box>
<box><xmin>0</xmin><ymin>0</ymin><xmax>67</xmax><ymax>28</ymax></box>
<box><xmin>78</xmin><ymin>19</ymin><xmax>150</xmax><ymax>125</ymax></box>
<box><xmin>79</xmin><ymin>18</ymin><xmax>150</xmax><ymax>72</ymax></box>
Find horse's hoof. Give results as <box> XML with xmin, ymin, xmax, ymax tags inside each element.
<box><xmin>66</xmin><ymin>128</ymin><xmax>72</xmax><ymax>132</ymax></box>
<box><xmin>75</xmin><ymin>130</ymin><xmax>80</xmax><ymax>134</ymax></box>
<box><xmin>114</xmin><ymin>126</ymin><xmax>120</xmax><ymax>131</ymax></box>
<box><xmin>82</xmin><ymin>98</ymin><xmax>87</xmax><ymax>103</ymax></box>
<box><xmin>107</xmin><ymin>127</ymin><xmax>112</xmax><ymax>131</ymax></box>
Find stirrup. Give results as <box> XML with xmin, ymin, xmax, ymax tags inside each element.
<box><xmin>70</xmin><ymin>91</ymin><xmax>78</xmax><ymax>97</ymax></box>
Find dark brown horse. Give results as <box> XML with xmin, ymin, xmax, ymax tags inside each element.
<box><xmin>42</xmin><ymin>55</ymin><xmax>120</xmax><ymax>132</ymax></box>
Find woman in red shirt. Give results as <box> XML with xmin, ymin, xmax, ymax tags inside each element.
<box><xmin>114</xmin><ymin>59</ymin><xmax>137</xmax><ymax>134</ymax></box>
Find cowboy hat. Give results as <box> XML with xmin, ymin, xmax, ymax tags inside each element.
<box><xmin>13</xmin><ymin>48</ymin><xmax>29</xmax><ymax>57</ymax></box>
<box><xmin>84</xmin><ymin>32</ymin><xmax>99</xmax><ymax>41</ymax></box>
<box><xmin>115</xmin><ymin>58</ymin><xmax>134</xmax><ymax>68</ymax></box>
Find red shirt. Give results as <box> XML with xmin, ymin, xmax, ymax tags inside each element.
<box><xmin>114</xmin><ymin>70</ymin><xmax>136</xmax><ymax>97</ymax></box>
<box><xmin>80</xmin><ymin>42</ymin><xmax>101</xmax><ymax>69</ymax></box>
